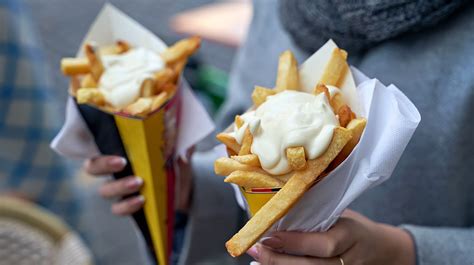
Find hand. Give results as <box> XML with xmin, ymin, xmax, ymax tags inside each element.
<box><xmin>84</xmin><ymin>155</ymin><xmax>144</xmax><ymax>216</ymax></box>
<box><xmin>247</xmin><ymin>209</ymin><xmax>416</xmax><ymax>265</ymax></box>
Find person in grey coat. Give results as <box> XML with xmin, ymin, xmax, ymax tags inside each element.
<box><xmin>89</xmin><ymin>0</ymin><xmax>473</xmax><ymax>264</ymax></box>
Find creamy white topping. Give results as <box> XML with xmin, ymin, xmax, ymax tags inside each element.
<box><xmin>233</xmin><ymin>90</ymin><xmax>339</xmax><ymax>175</ymax></box>
<box><xmin>98</xmin><ymin>47</ymin><xmax>164</xmax><ymax>108</ymax></box>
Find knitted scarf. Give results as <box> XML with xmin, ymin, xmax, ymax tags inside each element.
<box><xmin>279</xmin><ymin>0</ymin><xmax>468</xmax><ymax>53</ymax></box>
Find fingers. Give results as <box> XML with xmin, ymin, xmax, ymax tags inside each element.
<box><xmin>98</xmin><ymin>176</ymin><xmax>143</xmax><ymax>199</ymax></box>
<box><xmin>84</xmin><ymin>155</ymin><xmax>127</xmax><ymax>176</ymax></box>
<box><xmin>111</xmin><ymin>195</ymin><xmax>145</xmax><ymax>216</ymax></box>
<box><xmin>249</xmin><ymin>244</ymin><xmax>341</xmax><ymax>265</ymax></box>
<box><xmin>262</xmin><ymin>217</ymin><xmax>359</xmax><ymax>257</ymax></box>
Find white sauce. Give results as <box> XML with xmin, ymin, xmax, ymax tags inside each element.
<box><xmin>98</xmin><ymin>47</ymin><xmax>164</xmax><ymax>108</ymax></box>
<box><xmin>233</xmin><ymin>90</ymin><xmax>339</xmax><ymax>175</ymax></box>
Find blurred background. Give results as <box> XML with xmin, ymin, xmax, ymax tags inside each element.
<box><xmin>0</xmin><ymin>0</ymin><xmax>251</xmax><ymax>264</ymax></box>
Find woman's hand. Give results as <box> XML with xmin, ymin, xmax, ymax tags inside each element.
<box><xmin>247</xmin><ymin>209</ymin><xmax>416</xmax><ymax>265</ymax></box>
<box><xmin>84</xmin><ymin>155</ymin><xmax>144</xmax><ymax>216</ymax></box>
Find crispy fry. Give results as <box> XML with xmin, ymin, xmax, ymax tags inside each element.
<box><xmin>155</xmin><ymin>68</ymin><xmax>175</xmax><ymax>91</ymax></box>
<box><xmin>338</xmin><ymin>104</ymin><xmax>354</xmax><ymax>128</ymax></box>
<box><xmin>123</xmin><ymin>97</ymin><xmax>152</xmax><ymax>116</ymax></box>
<box><xmin>161</xmin><ymin>36</ymin><xmax>201</xmax><ymax>65</ymax></box>
<box><xmin>80</xmin><ymin>74</ymin><xmax>97</xmax><ymax>88</ymax></box>
<box><xmin>151</xmin><ymin>91</ymin><xmax>168</xmax><ymax>111</ymax></box>
<box><xmin>225</xmin><ymin>171</ymin><xmax>284</xmax><ymax>189</ymax></box>
<box><xmin>216</xmin><ymin>133</ymin><xmax>241</xmax><ymax>154</ymax></box>
<box><xmin>235</xmin><ymin>115</ymin><xmax>244</xmax><ymax>129</ymax></box>
<box><xmin>238</xmin><ymin>128</ymin><xmax>253</xmax><ymax>155</ymax></box>
<box><xmin>314</xmin><ymin>83</ymin><xmax>330</xmax><ymax>100</ymax></box>
<box><xmin>225</xmin><ymin>127</ymin><xmax>352</xmax><ymax>257</ymax></box>
<box><xmin>99</xmin><ymin>40</ymin><xmax>130</xmax><ymax>55</ymax></box>
<box><xmin>84</xmin><ymin>43</ymin><xmax>104</xmax><ymax>81</ymax></box>
<box><xmin>140</xmin><ymin>78</ymin><xmax>156</xmax><ymax>97</ymax></box>
<box><xmin>76</xmin><ymin>88</ymin><xmax>106</xmax><ymax>106</ymax></box>
<box><xmin>161</xmin><ymin>83</ymin><xmax>177</xmax><ymax>97</ymax></box>
<box><xmin>328</xmin><ymin>118</ymin><xmax>367</xmax><ymax>171</ymax></box>
<box><xmin>231</xmin><ymin>154</ymin><xmax>261</xmax><ymax>167</ymax></box>
<box><xmin>252</xmin><ymin>86</ymin><xmax>276</xmax><ymax>107</ymax></box>
<box><xmin>330</xmin><ymin>93</ymin><xmax>345</xmax><ymax>113</ymax></box>
<box><xmin>286</xmin><ymin>146</ymin><xmax>307</xmax><ymax>170</ymax></box>
<box><xmin>214</xmin><ymin>157</ymin><xmax>267</xmax><ymax>176</ymax></box>
<box><xmin>61</xmin><ymin>58</ymin><xmax>90</xmax><ymax>75</ymax></box>
<box><xmin>227</xmin><ymin>147</ymin><xmax>238</xmax><ymax>156</ymax></box>
<box><xmin>275</xmin><ymin>50</ymin><xmax>299</xmax><ymax>91</ymax></box>
<box><xmin>320</xmin><ymin>48</ymin><xmax>348</xmax><ymax>87</ymax></box>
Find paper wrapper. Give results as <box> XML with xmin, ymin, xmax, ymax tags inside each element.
<box><xmin>50</xmin><ymin>4</ymin><xmax>215</xmax><ymax>265</ymax></box>
<box><xmin>219</xmin><ymin>40</ymin><xmax>421</xmax><ymax>236</ymax></box>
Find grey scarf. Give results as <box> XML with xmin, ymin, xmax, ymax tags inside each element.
<box><xmin>279</xmin><ymin>0</ymin><xmax>468</xmax><ymax>53</ymax></box>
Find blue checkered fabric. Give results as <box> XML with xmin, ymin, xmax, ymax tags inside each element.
<box><xmin>0</xmin><ymin>0</ymin><xmax>80</xmax><ymax>225</ymax></box>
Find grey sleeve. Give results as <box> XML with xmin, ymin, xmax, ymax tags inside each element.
<box><xmin>402</xmin><ymin>225</ymin><xmax>474</xmax><ymax>265</ymax></box>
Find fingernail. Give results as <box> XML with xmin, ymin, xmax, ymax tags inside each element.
<box><xmin>126</xmin><ymin>177</ymin><xmax>143</xmax><ymax>188</ymax></box>
<box><xmin>109</xmin><ymin>157</ymin><xmax>127</xmax><ymax>167</ymax></box>
<box><xmin>250</xmin><ymin>262</ymin><xmax>261</xmax><ymax>265</ymax></box>
<box><xmin>261</xmin><ymin>236</ymin><xmax>283</xmax><ymax>249</ymax></box>
<box><xmin>131</xmin><ymin>195</ymin><xmax>145</xmax><ymax>205</ymax></box>
<box><xmin>247</xmin><ymin>245</ymin><xmax>259</xmax><ymax>261</ymax></box>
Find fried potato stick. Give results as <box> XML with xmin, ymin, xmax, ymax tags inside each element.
<box><xmin>214</xmin><ymin>157</ymin><xmax>267</xmax><ymax>176</ymax></box>
<box><xmin>76</xmin><ymin>88</ymin><xmax>106</xmax><ymax>106</ymax></box>
<box><xmin>151</xmin><ymin>91</ymin><xmax>168</xmax><ymax>111</ymax></box>
<box><xmin>225</xmin><ymin>127</ymin><xmax>352</xmax><ymax>257</ymax></box>
<box><xmin>61</xmin><ymin>58</ymin><xmax>90</xmax><ymax>75</ymax></box>
<box><xmin>231</xmin><ymin>154</ymin><xmax>261</xmax><ymax>167</ymax></box>
<box><xmin>225</xmin><ymin>170</ymin><xmax>284</xmax><ymax>189</ymax></box>
<box><xmin>84</xmin><ymin>43</ymin><xmax>104</xmax><ymax>81</ymax></box>
<box><xmin>328</xmin><ymin>118</ymin><xmax>367</xmax><ymax>170</ymax></box>
<box><xmin>275</xmin><ymin>50</ymin><xmax>299</xmax><ymax>91</ymax></box>
<box><xmin>123</xmin><ymin>97</ymin><xmax>152</xmax><ymax>116</ymax></box>
<box><xmin>80</xmin><ymin>74</ymin><xmax>97</xmax><ymax>88</ymax></box>
<box><xmin>286</xmin><ymin>146</ymin><xmax>307</xmax><ymax>170</ymax></box>
<box><xmin>320</xmin><ymin>48</ymin><xmax>348</xmax><ymax>87</ymax></box>
<box><xmin>238</xmin><ymin>128</ymin><xmax>253</xmax><ymax>155</ymax></box>
<box><xmin>161</xmin><ymin>36</ymin><xmax>201</xmax><ymax>65</ymax></box>
<box><xmin>216</xmin><ymin>133</ymin><xmax>241</xmax><ymax>154</ymax></box>
<box><xmin>252</xmin><ymin>86</ymin><xmax>276</xmax><ymax>107</ymax></box>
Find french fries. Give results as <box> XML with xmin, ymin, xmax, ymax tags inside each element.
<box><xmin>216</xmin><ymin>133</ymin><xmax>241</xmax><ymax>154</ymax></box>
<box><xmin>214</xmin><ymin>157</ymin><xmax>267</xmax><ymax>176</ymax></box>
<box><xmin>225</xmin><ymin>127</ymin><xmax>353</xmax><ymax>257</ymax></box>
<box><xmin>235</xmin><ymin>115</ymin><xmax>244</xmax><ymax>129</ymax></box>
<box><xmin>314</xmin><ymin>83</ymin><xmax>330</xmax><ymax>100</ymax></box>
<box><xmin>329</xmin><ymin>118</ymin><xmax>367</xmax><ymax>170</ymax></box>
<box><xmin>160</xmin><ymin>36</ymin><xmax>201</xmax><ymax>65</ymax></box>
<box><xmin>320</xmin><ymin>48</ymin><xmax>348</xmax><ymax>87</ymax></box>
<box><xmin>338</xmin><ymin>104</ymin><xmax>354</xmax><ymax>128</ymax></box>
<box><xmin>61</xmin><ymin>58</ymin><xmax>90</xmax><ymax>75</ymax></box>
<box><xmin>275</xmin><ymin>50</ymin><xmax>299</xmax><ymax>91</ymax></box>
<box><xmin>252</xmin><ymin>86</ymin><xmax>276</xmax><ymax>106</ymax></box>
<box><xmin>231</xmin><ymin>154</ymin><xmax>260</xmax><ymax>167</ymax></box>
<box><xmin>238</xmin><ymin>128</ymin><xmax>253</xmax><ymax>156</ymax></box>
<box><xmin>225</xmin><ymin>171</ymin><xmax>284</xmax><ymax>189</ymax></box>
<box><xmin>286</xmin><ymin>146</ymin><xmax>307</xmax><ymax>170</ymax></box>
<box><xmin>61</xmin><ymin>37</ymin><xmax>200</xmax><ymax>117</ymax></box>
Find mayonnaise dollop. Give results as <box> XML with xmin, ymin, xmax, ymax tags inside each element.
<box><xmin>98</xmin><ymin>47</ymin><xmax>164</xmax><ymax>108</ymax></box>
<box><xmin>233</xmin><ymin>90</ymin><xmax>339</xmax><ymax>175</ymax></box>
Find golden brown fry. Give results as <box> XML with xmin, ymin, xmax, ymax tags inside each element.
<box><xmin>76</xmin><ymin>88</ymin><xmax>106</xmax><ymax>106</ymax></box>
<box><xmin>286</xmin><ymin>146</ymin><xmax>307</xmax><ymax>171</ymax></box>
<box><xmin>123</xmin><ymin>97</ymin><xmax>152</xmax><ymax>116</ymax></box>
<box><xmin>252</xmin><ymin>86</ymin><xmax>276</xmax><ymax>107</ymax></box>
<box><xmin>80</xmin><ymin>74</ymin><xmax>97</xmax><ymax>88</ymax></box>
<box><xmin>216</xmin><ymin>133</ymin><xmax>241</xmax><ymax>154</ymax></box>
<box><xmin>314</xmin><ymin>83</ymin><xmax>330</xmax><ymax>100</ymax></box>
<box><xmin>151</xmin><ymin>91</ymin><xmax>168</xmax><ymax>111</ymax></box>
<box><xmin>161</xmin><ymin>83</ymin><xmax>177</xmax><ymax>97</ymax></box>
<box><xmin>275</xmin><ymin>50</ymin><xmax>299</xmax><ymax>91</ymax></box>
<box><xmin>155</xmin><ymin>68</ymin><xmax>175</xmax><ymax>91</ymax></box>
<box><xmin>330</xmin><ymin>93</ymin><xmax>345</xmax><ymax>113</ymax></box>
<box><xmin>99</xmin><ymin>40</ymin><xmax>131</xmax><ymax>55</ymax></box>
<box><xmin>61</xmin><ymin>58</ymin><xmax>90</xmax><ymax>75</ymax></box>
<box><xmin>140</xmin><ymin>78</ymin><xmax>156</xmax><ymax>97</ymax></box>
<box><xmin>231</xmin><ymin>154</ymin><xmax>261</xmax><ymax>167</ymax></box>
<box><xmin>235</xmin><ymin>115</ymin><xmax>244</xmax><ymax>129</ymax></box>
<box><xmin>225</xmin><ymin>127</ymin><xmax>353</xmax><ymax>257</ymax></box>
<box><xmin>84</xmin><ymin>43</ymin><xmax>104</xmax><ymax>81</ymax></box>
<box><xmin>320</xmin><ymin>48</ymin><xmax>348</xmax><ymax>87</ymax></box>
<box><xmin>227</xmin><ymin>147</ymin><xmax>238</xmax><ymax>156</ymax></box>
<box><xmin>161</xmin><ymin>36</ymin><xmax>201</xmax><ymax>65</ymax></box>
<box><xmin>225</xmin><ymin>171</ymin><xmax>284</xmax><ymax>189</ymax></box>
<box><xmin>214</xmin><ymin>157</ymin><xmax>267</xmax><ymax>176</ymax></box>
<box><xmin>238</xmin><ymin>128</ymin><xmax>253</xmax><ymax>155</ymax></box>
<box><xmin>338</xmin><ymin>104</ymin><xmax>354</xmax><ymax>128</ymax></box>
<box><xmin>328</xmin><ymin>118</ymin><xmax>367</xmax><ymax>171</ymax></box>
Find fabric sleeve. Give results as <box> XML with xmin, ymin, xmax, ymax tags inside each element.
<box><xmin>402</xmin><ymin>225</ymin><xmax>474</xmax><ymax>265</ymax></box>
